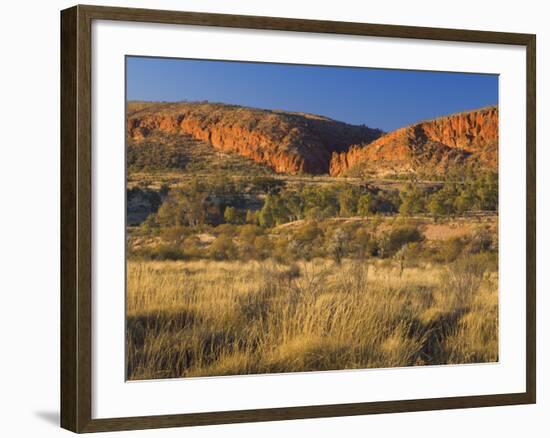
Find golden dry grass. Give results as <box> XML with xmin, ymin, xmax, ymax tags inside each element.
<box><xmin>126</xmin><ymin>256</ymin><xmax>498</xmax><ymax>380</ymax></box>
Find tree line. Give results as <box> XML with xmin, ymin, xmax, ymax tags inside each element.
<box><xmin>138</xmin><ymin>171</ymin><xmax>498</xmax><ymax>230</ymax></box>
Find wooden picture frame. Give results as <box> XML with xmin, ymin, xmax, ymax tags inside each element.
<box><xmin>61</xmin><ymin>4</ymin><xmax>536</xmax><ymax>433</ymax></box>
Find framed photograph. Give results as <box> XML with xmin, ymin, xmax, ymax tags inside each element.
<box><xmin>60</xmin><ymin>4</ymin><xmax>536</xmax><ymax>433</ymax></box>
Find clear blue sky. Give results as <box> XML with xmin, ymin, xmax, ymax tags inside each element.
<box><xmin>126</xmin><ymin>56</ymin><xmax>498</xmax><ymax>132</ymax></box>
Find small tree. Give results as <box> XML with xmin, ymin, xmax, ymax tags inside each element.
<box><xmin>338</xmin><ymin>187</ymin><xmax>357</xmax><ymax>217</ymax></box>
<box><xmin>428</xmin><ymin>186</ymin><xmax>456</xmax><ymax>218</ymax></box>
<box><xmin>357</xmin><ymin>193</ymin><xmax>373</xmax><ymax>217</ymax></box>
<box><xmin>223</xmin><ymin>206</ymin><xmax>242</xmax><ymax>224</ymax></box>
<box><xmin>284</xmin><ymin>191</ymin><xmax>305</xmax><ymax>221</ymax></box>
<box><xmin>454</xmin><ymin>190</ymin><xmax>475</xmax><ymax>214</ymax></box>
<box><xmin>399</xmin><ymin>183</ymin><xmax>425</xmax><ymax>216</ymax></box>
<box><xmin>476</xmin><ymin>172</ymin><xmax>498</xmax><ymax>211</ymax></box>
<box><xmin>141</xmin><ymin>213</ymin><xmax>158</xmax><ymax>232</ymax></box>
<box><xmin>245</xmin><ymin>209</ymin><xmax>258</xmax><ymax>225</ymax></box>
<box><xmin>354</xmin><ymin>227</ymin><xmax>376</xmax><ymax>258</ymax></box>
<box><xmin>427</xmin><ymin>191</ymin><xmax>448</xmax><ymax>217</ymax></box>
<box><xmin>394</xmin><ymin>244</ymin><xmax>413</xmax><ymax>277</ymax></box>
<box><xmin>258</xmin><ymin>195</ymin><xmax>275</xmax><ymax>227</ymax></box>
<box><xmin>271</xmin><ymin>196</ymin><xmax>291</xmax><ymax>225</ymax></box>
<box><xmin>328</xmin><ymin>228</ymin><xmax>349</xmax><ymax>264</ymax></box>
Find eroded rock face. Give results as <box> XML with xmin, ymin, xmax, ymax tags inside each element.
<box><xmin>329</xmin><ymin>106</ymin><xmax>498</xmax><ymax>177</ymax></box>
<box><xmin>127</xmin><ymin>102</ymin><xmax>383</xmax><ymax>175</ymax></box>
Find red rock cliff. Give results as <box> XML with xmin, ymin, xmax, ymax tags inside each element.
<box><xmin>127</xmin><ymin>102</ymin><xmax>382</xmax><ymax>175</ymax></box>
<box><xmin>329</xmin><ymin>106</ymin><xmax>498</xmax><ymax>177</ymax></box>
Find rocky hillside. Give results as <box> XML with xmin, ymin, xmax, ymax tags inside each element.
<box><xmin>127</xmin><ymin>101</ymin><xmax>382</xmax><ymax>175</ymax></box>
<box><xmin>330</xmin><ymin>106</ymin><xmax>498</xmax><ymax>177</ymax></box>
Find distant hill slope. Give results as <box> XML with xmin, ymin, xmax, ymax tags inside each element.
<box><xmin>127</xmin><ymin>131</ymin><xmax>275</xmax><ymax>177</ymax></box>
<box><xmin>127</xmin><ymin>101</ymin><xmax>383</xmax><ymax>175</ymax></box>
<box><xmin>329</xmin><ymin>106</ymin><xmax>498</xmax><ymax>177</ymax></box>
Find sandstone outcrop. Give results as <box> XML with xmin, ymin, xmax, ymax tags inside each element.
<box><xmin>329</xmin><ymin>106</ymin><xmax>498</xmax><ymax>177</ymax></box>
<box><xmin>127</xmin><ymin>101</ymin><xmax>382</xmax><ymax>175</ymax></box>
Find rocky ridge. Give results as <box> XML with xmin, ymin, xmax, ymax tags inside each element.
<box><xmin>329</xmin><ymin>106</ymin><xmax>498</xmax><ymax>177</ymax></box>
<box><xmin>127</xmin><ymin>101</ymin><xmax>382</xmax><ymax>175</ymax></box>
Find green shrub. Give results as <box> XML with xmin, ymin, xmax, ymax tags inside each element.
<box><xmin>140</xmin><ymin>214</ymin><xmax>159</xmax><ymax>232</ymax></box>
<box><xmin>272</xmin><ymin>237</ymin><xmax>292</xmax><ymax>263</ymax></box>
<box><xmin>153</xmin><ymin>245</ymin><xmax>186</xmax><ymax>261</ymax></box>
<box><xmin>438</xmin><ymin>237</ymin><xmax>466</xmax><ymax>262</ymax></box>
<box><xmin>238</xmin><ymin>224</ymin><xmax>263</xmax><ymax>242</ymax></box>
<box><xmin>223</xmin><ymin>206</ymin><xmax>245</xmax><ymax>224</ymax></box>
<box><xmin>467</xmin><ymin>229</ymin><xmax>496</xmax><ymax>254</ymax></box>
<box><xmin>245</xmin><ymin>210</ymin><xmax>259</xmax><ymax>225</ymax></box>
<box><xmin>182</xmin><ymin>236</ymin><xmax>203</xmax><ymax>259</ymax></box>
<box><xmin>379</xmin><ymin>226</ymin><xmax>423</xmax><ymax>257</ymax></box>
<box><xmin>160</xmin><ymin>226</ymin><xmax>191</xmax><ymax>243</ymax></box>
<box><xmin>253</xmin><ymin>235</ymin><xmax>272</xmax><ymax>260</ymax></box>
<box><xmin>208</xmin><ymin>235</ymin><xmax>237</xmax><ymax>260</ymax></box>
<box><xmin>352</xmin><ymin>227</ymin><xmax>377</xmax><ymax>257</ymax></box>
<box><xmin>294</xmin><ymin>221</ymin><xmax>322</xmax><ymax>244</ymax></box>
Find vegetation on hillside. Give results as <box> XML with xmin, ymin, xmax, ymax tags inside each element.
<box><xmin>127</xmin><ymin>132</ymin><xmax>275</xmax><ymax>176</ymax></box>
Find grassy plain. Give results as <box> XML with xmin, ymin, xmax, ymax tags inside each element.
<box><xmin>126</xmin><ymin>247</ymin><xmax>498</xmax><ymax>380</ymax></box>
